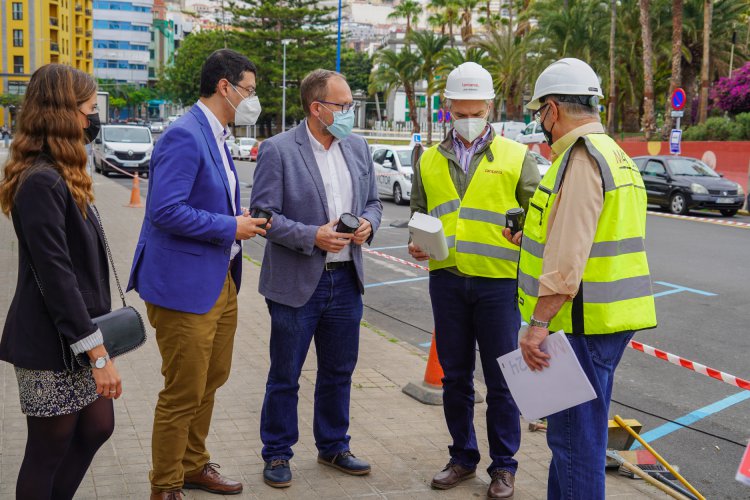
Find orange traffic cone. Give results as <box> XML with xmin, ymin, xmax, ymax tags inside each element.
<box><xmin>126</xmin><ymin>175</ymin><xmax>143</xmax><ymax>208</ymax></box>
<box><xmin>423</xmin><ymin>330</ymin><xmax>444</xmax><ymax>388</ymax></box>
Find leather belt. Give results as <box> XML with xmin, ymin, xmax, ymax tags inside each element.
<box><xmin>324</xmin><ymin>260</ymin><xmax>353</xmax><ymax>271</ymax></box>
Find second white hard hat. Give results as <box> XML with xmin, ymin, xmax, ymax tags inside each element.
<box><xmin>444</xmin><ymin>62</ymin><xmax>496</xmax><ymax>100</ymax></box>
<box><xmin>526</xmin><ymin>58</ymin><xmax>603</xmax><ymax>110</ymax></box>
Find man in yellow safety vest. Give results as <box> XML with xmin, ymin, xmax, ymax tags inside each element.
<box><xmin>408</xmin><ymin>62</ymin><xmax>540</xmax><ymax>499</ymax></box>
<box><xmin>504</xmin><ymin>58</ymin><xmax>657</xmax><ymax>499</ymax></box>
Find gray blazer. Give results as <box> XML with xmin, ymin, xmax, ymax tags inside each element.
<box><xmin>250</xmin><ymin>120</ymin><xmax>383</xmax><ymax>308</ymax></box>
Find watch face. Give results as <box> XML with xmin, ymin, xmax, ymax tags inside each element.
<box><xmin>95</xmin><ymin>357</ymin><xmax>107</xmax><ymax>369</ymax></box>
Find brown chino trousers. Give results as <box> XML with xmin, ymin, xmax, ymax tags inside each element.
<box><xmin>146</xmin><ymin>272</ymin><xmax>238</xmax><ymax>493</ymax></box>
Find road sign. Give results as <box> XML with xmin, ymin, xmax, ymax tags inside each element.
<box><xmin>445</xmin><ymin>110</ymin><xmax>451</xmax><ymax>122</ymax></box>
<box><xmin>670</xmin><ymin>110</ymin><xmax>684</xmax><ymax>118</ymax></box>
<box><xmin>671</xmin><ymin>88</ymin><xmax>686</xmax><ymax>111</ymax></box>
<box><xmin>669</xmin><ymin>128</ymin><xmax>682</xmax><ymax>155</ymax></box>
<box><xmin>437</xmin><ymin>109</ymin><xmax>444</xmax><ymax>123</ymax></box>
<box><xmin>412</xmin><ymin>133</ymin><xmax>422</xmax><ymax>144</ymax></box>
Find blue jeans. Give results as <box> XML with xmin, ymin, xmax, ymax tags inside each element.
<box><xmin>260</xmin><ymin>267</ymin><xmax>363</xmax><ymax>461</ymax></box>
<box><xmin>546</xmin><ymin>331</ymin><xmax>635</xmax><ymax>500</ymax></box>
<box><xmin>429</xmin><ymin>270</ymin><xmax>521</xmax><ymax>475</ymax></box>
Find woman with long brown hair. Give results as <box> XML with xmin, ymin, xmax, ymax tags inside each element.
<box><xmin>0</xmin><ymin>64</ymin><xmax>122</xmax><ymax>499</ymax></box>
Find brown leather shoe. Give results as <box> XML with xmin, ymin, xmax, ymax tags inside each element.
<box><xmin>488</xmin><ymin>469</ymin><xmax>515</xmax><ymax>498</ymax></box>
<box><xmin>431</xmin><ymin>461</ymin><xmax>476</xmax><ymax>490</ymax></box>
<box><xmin>150</xmin><ymin>491</ymin><xmax>183</xmax><ymax>500</ymax></box>
<box><xmin>183</xmin><ymin>462</ymin><xmax>243</xmax><ymax>495</ymax></box>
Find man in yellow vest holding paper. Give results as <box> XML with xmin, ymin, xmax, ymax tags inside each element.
<box><xmin>504</xmin><ymin>58</ymin><xmax>657</xmax><ymax>499</ymax></box>
<box><xmin>408</xmin><ymin>62</ymin><xmax>540</xmax><ymax>499</ymax></box>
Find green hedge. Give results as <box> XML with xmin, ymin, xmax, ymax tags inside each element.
<box><xmin>682</xmin><ymin>113</ymin><xmax>750</xmax><ymax>141</ymax></box>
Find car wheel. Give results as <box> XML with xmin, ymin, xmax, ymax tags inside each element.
<box><xmin>720</xmin><ymin>209</ymin><xmax>737</xmax><ymax>217</ymax></box>
<box><xmin>669</xmin><ymin>192</ymin><xmax>688</xmax><ymax>215</ymax></box>
<box><xmin>393</xmin><ymin>183</ymin><xmax>404</xmax><ymax>205</ymax></box>
<box><xmin>102</xmin><ymin>168</ymin><xmax>110</xmax><ymax>177</ymax></box>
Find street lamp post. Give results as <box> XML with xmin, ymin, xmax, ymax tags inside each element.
<box><xmin>335</xmin><ymin>0</ymin><xmax>342</xmax><ymax>71</ymax></box>
<box><xmin>281</xmin><ymin>39</ymin><xmax>292</xmax><ymax>133</ymax></box>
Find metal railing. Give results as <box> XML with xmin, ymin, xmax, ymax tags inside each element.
<box><xmin>50</xmin><ymin>42</ymin><xmax>60</xmax><ymax>52</ymax></box>
<box><xmin>50</xmin><ymin>17</ymin><xmax>59</xmax><ymax>26</ymax></box>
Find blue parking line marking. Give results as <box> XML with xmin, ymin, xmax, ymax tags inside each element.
<box><xmin>653</xmin><ymin>281</ymin><xmax>717</xmax><ymax>298</ymax></box>
<box><xmin>364</xmin><ymin>277</ymin><xmax>429</xmax><ymax>289</ymax></box>
<box><xmin>630</xmin><ymin>390</ymin><xmax>750</xmax><ymax>449</ymax></box>
<box><xmin>368</xmin><ymin>245</ymin><xmax>408</xmax><ymax>251</ymax></box>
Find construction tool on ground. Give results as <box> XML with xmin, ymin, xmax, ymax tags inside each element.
<box><xmin>606</xmin><ymin>450</ymin><xmax>693</xmax><ymax>500</ymax></box>
<box><xmin>614</xmin><ymin>415</ymin><xmax>706</xmax><ymax>500</ymax></box>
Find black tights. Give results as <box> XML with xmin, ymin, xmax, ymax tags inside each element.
<box><xmin>16</xmin><ymin>396</ymin><xmax>114</xmax><ymax>500</ymax></box>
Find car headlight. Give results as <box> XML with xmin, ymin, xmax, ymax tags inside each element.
<box><xmin>104</xmin><ymin>146</ymin><xmax>114</xmax><ymax>155</ymax></box>
<box><xmin>405</xmin><ymin>173</ymin><xmax>412</xmax><ymax>182</ymax></box>
<box><xmin>691</xmin><ymin>183</ymin><xmax>708</xmax><ymax>194</ymax></box>
<box><xmin>737</xmin><ymin>183</ymin><xmax>745</xmax><ymax>196</ymax></box>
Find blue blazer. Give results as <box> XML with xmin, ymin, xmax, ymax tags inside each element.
<box><xmin>250</xmin><ymin>120</ymin><xmax>383</xmax><ymax>308</ymax></box>
<box><xmin>127</xmin><ymin>104</ymin><xmax>242</xmax><ymax>314</ymax></box>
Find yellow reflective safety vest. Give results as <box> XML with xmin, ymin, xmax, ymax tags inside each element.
<box><xmin>419</xmin><ymin>135</ymin><xmax>527</xmax><ymax>278</ymax></box>
<box><xmin>517</xmin><ymin>134</ymin><xmax>657</xmax><ymax>334</ymax></box>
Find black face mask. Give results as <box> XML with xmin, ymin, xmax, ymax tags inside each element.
<box><xmin>82</xmin><ymin>111</ymin><xmax>101</xmax><ymax>143</ymax></box>
<box><xmin>539</xmin><ymin>104</ymin><xmax>555</xmax><ymax>146</ymax></box>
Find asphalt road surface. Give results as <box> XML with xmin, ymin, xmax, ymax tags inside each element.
<box><xmin>109</xmin><ymin>157</ymin><xmax>750</xmax><ymax>499</ymax></box>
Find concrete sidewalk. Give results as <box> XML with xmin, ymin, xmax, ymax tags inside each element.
<box><xmin>0</xmin><ymin>171</ymin><xmax>667</xmax><ymax>499</ymax></box>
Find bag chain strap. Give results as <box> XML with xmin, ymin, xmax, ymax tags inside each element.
<box><xmin>91</xmin><ymin>204</ymin><xmax>127</xmax><ymax>309</ymax></box>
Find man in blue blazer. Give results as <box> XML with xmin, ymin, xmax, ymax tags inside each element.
<box><xmin>128</xmin><ymin>49</ymin><xmax>267</xmax><ymax>500</ymax></box>
<box><xmin>250</xmin><ymin>69</ymin><xmax>382</xmax><ymax>488</ymax></box>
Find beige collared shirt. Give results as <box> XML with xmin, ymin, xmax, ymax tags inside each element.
<box><xmin>538</xmin><ymin>122</ymin><xmax>606</xmax><ymax>299</ymax></box>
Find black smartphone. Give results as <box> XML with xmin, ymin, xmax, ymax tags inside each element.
<box><xmin>250</xmin><ymin>207</ymin><xmax>272</xmax><ymax>230</ymax></box>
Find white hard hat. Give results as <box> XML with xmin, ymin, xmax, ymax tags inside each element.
<box><xmin>526</xmin><ymin>58</ymin><xmax>603</xmax><ymax>111</ymax></box>
<box><xmin>444</xmin><ymin>62</ymin><xmax>496</xmax><ymax>100</ymax></box>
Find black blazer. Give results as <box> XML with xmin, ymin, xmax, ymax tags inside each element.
<box><xmin>0</xmin><ymin>161</ymin><xmax>110</xmax><ymax>371</ymax></box>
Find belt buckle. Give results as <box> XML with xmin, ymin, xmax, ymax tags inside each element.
<box><xmin>325</xmin><ymin>262</ymin><xmax>336</xmax><ymax>271</ymax></box>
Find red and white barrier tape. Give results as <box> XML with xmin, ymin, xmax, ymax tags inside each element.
<box><xmin>362</xmin><ymin>247</ymin><xmax>429</xmax><ymax>272</ymax></box>
<box><xmin>629</xmin><ymin>340</ymin><xmax>750</xmax><ymax>391</ymax></box>
<box><xmin>94</xmin><ymin>152</ymin><xmax>149</xmax><ymax>182</ymax></box>
<box><xmin>647</xmin><ymin>210</ymin><xmax>750</xmax><ymax>229</ymax></box>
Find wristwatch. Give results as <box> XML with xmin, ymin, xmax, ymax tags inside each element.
<box><xmin>90</xmin><ymin>354</ymin><xmax>110</xmax><ymax>369</ymax></box>
<box><xmin>529</xmin><ymin>315</ymin><xmax>550</xmax><ymax>329</ymax></box>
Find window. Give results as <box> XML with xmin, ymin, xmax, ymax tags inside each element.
<box><xmin>13</xmin><ymin>30</ymin><xmax>23</xmax><ymax>47</ymax></box>
<box><xmin>373</xmin><ymin>149</ymin><xmax>386</xmax><ymax>165</ymax></box>
<box><xmin>13</xmin><ymin>56</ymin><xmax>24</xmax><ymax>74</ymax></box>
<box><xmin>523</xmin><ymin>122</ymin><xmax>535</xmax><ymax>135</ymax></box>
<box><xmin>643</xmin><ymin>161</ymin><xmax>666</xmax><ymax>177</ymax></box>
<box><xmin>7</xmin><ymin>81</ymin><xmax>27</xmax><ymax>95</ymax></box>
<box><xmin>12</xmin><ymin>2</ymin><xmax>23</xmax><ymax>19</ymax></box>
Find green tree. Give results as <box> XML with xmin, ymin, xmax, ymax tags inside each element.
<box><xmin>387</xmin><ymin>0</ymin><xmax>422</xmax><ymax>33</ymax></box>
<box><xmin>370</xmin><ymin>47</ymin><xmax>421</xmax><ymax>132</ymax></box>
<box><xmin>340</xmin><ymin>49</ymin><xmax>372</xmax><ymax>93</ymax></box>
<box><xmin>457</xmin><ymin>0</ymin><xmax>480</xmax><ymax>42</ymax></box>
<box><xmin>428</xmin><ymin>0</ymin><xmax>460</xmax><ymax>47</ymax></box>
<box><xmin>409</xmin><ymin>30</ymin><xmax>449</xmax><ymax>144</ymax></box>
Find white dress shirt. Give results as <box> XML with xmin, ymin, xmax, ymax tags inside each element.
<box><xmin>305</xmin><ymin>122</ymin><xmax>354</xmax><ymax>263</ymax></box>
<box><xmin>196</xmin><ymin>100</ymin><xmax>241</xmax><ymax>261</ymax></box>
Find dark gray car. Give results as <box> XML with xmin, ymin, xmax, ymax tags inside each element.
<box><xmin>633</xmin><ymin>155</ymin><xmax>745</xmax><ymax>217</ymax></box>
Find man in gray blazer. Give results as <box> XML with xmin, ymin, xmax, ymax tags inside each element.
<box><xmin>250</xmin><ymin>69</ymin><xmax>382</xmax><ymax>488</ymax></box>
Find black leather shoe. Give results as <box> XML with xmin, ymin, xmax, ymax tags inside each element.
<box><xmin>263</xmin><ymin>459</ymin><xmax>292</xmax><ymax>488</ymax></box>
<box><xmin>317</xmin><ymin>451</ymin><xmax>371</xmax><ymax>476</ymax></box>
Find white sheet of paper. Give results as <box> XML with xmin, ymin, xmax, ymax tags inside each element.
<box><xmin>408</xmin><ymin>212</ymin><xmax>449</xmax><ymax>261</ymax></box>
<box><xmin>497</xmin><ymin>330</ymin><xmax>597</xmax><ymax>421</ymax></box>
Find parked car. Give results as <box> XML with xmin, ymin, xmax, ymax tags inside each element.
<box><xmin>528</xmin><ymin>150</ymin><xmax>552</xmax><ymax>178</ymax></box>
<box><xmin>230</xmin><ymin>137</ymin><xmax>257</xmax><ymax>160</ymax></box>
<box><xmin>149</xmin><ymin>121</ymin><xmax>164</xmax><ymax>133</ymax></box>
<box><xmin>491</xmin><ymin>121</ymin><xmax>527</xmax><ymax>141</ymax></box>
<box><xmin>632</xmin><ymin>155</ymin><xmax>745</xmax><ymax>216</ymax></box>
<box><xmin>515</xmin><ymin>121</ymin><xmax>546</xmax><ymax>144</ymax></box>
<box><xmin>371</xmin><ymin>145</ymin><xmax>414</xmax><ymax>205</ymax></box>
<box><xmin>93</xmin><ymin>125</ymin><xmax>154</xmax><ymax>177</ymax></box>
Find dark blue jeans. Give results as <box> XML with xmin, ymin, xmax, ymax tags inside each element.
<box><xmin>260</xmin><ymin>267</ymin><xmax>363</xmax><ymax>461</ymax></box>
<box><xmin>429</xmin><ymin>270</ymin><xmax>521</xmax><ymax>475</ymax></box>
<box><xmin>546</xmin><ymin>331</ymin><xmax>634</xmax><ymax>500</ymax></box>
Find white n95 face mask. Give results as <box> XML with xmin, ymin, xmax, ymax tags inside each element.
<box><xmin>454</xmin><ymin>117</ymin><xmax>488</xmax><ymax>143</ymax></box>
<box><xmin>227</xmin><ymin>85</ymin><xmax>262</xmax><ymax>126</ymax></box>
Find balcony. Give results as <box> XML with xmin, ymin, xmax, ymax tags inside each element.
<box><xmin>50</xmin><ymin>42</ymin><xmax>60</xmax><ymax>52</ymax></box>
<box><xmin>76</xmin><ymin>27</ymin><xmax>83</xmax><ymax>34</ymax></box>
<box><xmin>85</xmin><ymin>30</ymin><xmax>92</xmax><ymax>37</ymax></box>
<box><xmin>86</xmin><ymin>52</ymin><xmax>93</xmax><ymax>59</ymax></box>
<box><xmin>76</xmin><ymin>50</ymin><xmax>84</xmax><ymax>57</ymax></box>
<box><xmin>85</xmin><ymin>8</ymin><xmax>92</xmax><ymax>16</ymax></box>
<box><xmin>50</xmin><ymin>17</ymin><xmax>59</xmax><ymax>27</ymax></box>
<box><xmin>75</xmin><ymin>4</ymin><xmax>82</xmax><ymax>11</ymax></box>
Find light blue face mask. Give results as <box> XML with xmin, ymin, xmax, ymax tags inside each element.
<box><xmin>318</xmin><ymin>104</ymin><xmax>355</xmax><ymax>140</ymax></box>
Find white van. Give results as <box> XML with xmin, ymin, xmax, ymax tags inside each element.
<box><xmin>93</xmin><ymin>125</ymin><xmax>153</xmax><ymax>176</ymax></box>
<box><xmin>371</xmin><ymin>145</ymin><xmax>414</xmax><ymax>205</ymax></box>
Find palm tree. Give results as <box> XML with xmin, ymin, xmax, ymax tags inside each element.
<box><xmin>388</xmin><ymin>0</ymin><xmax>422</xmax><ymax>34</ymax></box>
<box><xmin>457</xmin><ymin>0</ymin><xmax>480</xmax><ymax>42</ymax></box>
<box><xmin>607</xmin><ymin>0</ymin><xmax>616</xmax><ymax>135</ymax></box>
<box><xmin>663</xmin><ymin>0</ymin><xmax>683</xmax><ymax>136</ymax></box>
<box><xmin>370</xmin><ymin>47</ymin><xmax>422</xmax><ymax>133</ymax></box>
<box><xmin>428</xmin><ymin>0</ymin><xmax>460</xmax><ymax>47</ymax></box>
<box><xmin>409</xmin><ymin>30</ymin><xmax>450</xmax><ymax>144</ymax></box>
<box><xmin>639</xmin><ymin>0</ymin><xmax>656</xmax><ymax>139</ymax></box>
<box><xmin>697</xmin><ymin>0</ymin><xmax>713</xmax><ymax>123</ymax></box>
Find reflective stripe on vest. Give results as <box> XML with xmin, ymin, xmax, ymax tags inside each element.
<box><xmin>420</xmin><ymin>136</ymin><xmax>527</xmax><ymax>278</ymax></box>
<box><xmin>517</xmin><ymin>133</ymin><xmax>657</xmax><ymax>335</ymax></box>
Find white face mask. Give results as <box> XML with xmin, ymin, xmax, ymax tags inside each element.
<box><xmin>453</xmin><ymin>116</ymin><xmax>488</xmax><ymax>143</ymax></box>
<box><xmin>226</xmin><ymin>84</ymin><xmax>261</xmax><ymax>125</ymax></box>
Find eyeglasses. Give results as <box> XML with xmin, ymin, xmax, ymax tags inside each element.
<box><xmin>534</xmin><ymin>103</ymin><xmax>550</xmax><ymax>124</ymax></box>
<box><xmin>317</xmin><ymin>100</ymin><xmax>357</xmax><ymax>113</ymax></box>
<box><xmin>233</xmin><ymin>83</ymin><xmax>256</xmax><ymax>98</ymax></box>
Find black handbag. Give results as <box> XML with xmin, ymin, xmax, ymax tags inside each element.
<box><xmin>31</xmin><ymin>205</ymin><xmax>147</xmax><ymax>371</ymax></box>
